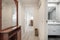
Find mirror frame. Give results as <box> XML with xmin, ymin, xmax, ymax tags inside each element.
<box><xmin>0</xmin><ymin>0</ymin><xmax>18</xmax><ymax>31</ymax></box>
<box><xmin>0</xmin><ymin>0</ymin><xmax>2</xmax><ymax>30</ymax></box>
<box><xmin>14</xmin><ymin>0</ymin><xmax>18</xmax><ymax>26</ymax></box>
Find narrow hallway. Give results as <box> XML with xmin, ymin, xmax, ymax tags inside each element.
<box><xmin>24</xmin><ymin>26</ymin><xmax>39</xmax><ymax>40</ymax></box>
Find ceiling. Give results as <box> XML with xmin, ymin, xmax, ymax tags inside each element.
<box><xmin>20</xmin><ymin>0</ymin><xmax>39</xmax><ymax>4</ymax></box>
<box><xmin>48</xmin><ymin>0</ymin><xmax>60</xmax><ymax>2</ymax></box>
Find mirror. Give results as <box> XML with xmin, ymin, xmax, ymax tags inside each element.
<box><xmin>48</xmin><ymin>2</ymin><xmax>60</xmax><ymax>23</ymax></box>
<box><xmin>2</xmin><ymin>0</ymin><xmax>17</xmax><ymax>30</ymax></box>
<box><xmin>48</xmin><ymin>7</ymin><xmax>56</xmax><ymax>20</ymax></box>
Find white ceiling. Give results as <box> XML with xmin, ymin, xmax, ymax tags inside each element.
<box><xmin>48</xmin><ymin>0</ymin><xmax>60</xmax><ymax>2</ymax></box>
<box><xmin>21</xmin><ymin>0</ymin><xmax>39</xmax><ymax>4</ymax></box>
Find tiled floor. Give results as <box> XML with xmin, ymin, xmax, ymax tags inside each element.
<box><xmin>48</xmin><ymin>38</ymin><xmax>60</xmax><ymax>40</ymax></box>
<box><xmin>48</xmin><ymin>36</ymin><xmax>60</xmax><ymax>40</ymax></box>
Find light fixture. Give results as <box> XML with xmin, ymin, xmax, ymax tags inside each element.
<box><xmin>48</xmin><ymin>3</ymin><xmax>57</xmax><ymax>7</ymax></box>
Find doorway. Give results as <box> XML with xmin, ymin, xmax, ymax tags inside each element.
<box><xmin>48</xmin><ymin>0</ymin><xmax>60</xmax><ymax>40</ymax></box>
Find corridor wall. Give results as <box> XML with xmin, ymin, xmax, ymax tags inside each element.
<box><xmin>38</xmin><ymin>0</ymin><xmax>47</xmax><ymax>40</ymax></box>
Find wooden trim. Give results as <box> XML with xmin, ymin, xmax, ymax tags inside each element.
<box><xmin>1</xmin><ymin>26</ymin><xmax>17</xmax><ymax>31</ymax></box>
<box><xmin>0</xmin><ymin>27</ymin><xmax>20</xmax><ymax>33</ymax></box>
<box><xmin>17</xmin><ymin>0</ymin><xmax>18</xmax><ymax>26</ymax></box>
<box><xmin>17</xmin><ymin>29</ymin><xmax>21</xmax><ymax>40</ymax></box>
<box><xmin>14</xmin><ymin>0</ymin><xmax>18</xmax><ymax>26</ymax></box>
<box><xmin>0</xmin><ymin>27</ymin><xmax>21</xmax><ymax>40</ymax></box>
<box><xmin>3</xmin><ymin>34</ymin><xmax>9</xmax><ymax>40</ymax></box>
<box><xmin>0</xmin><ymin>0</ymin><xmax>2</xmax><ymax>30</ymax></box>
<box><xmin>17</xmin><ymin>26</ymin><xmax>21</xmax><ymax>40</ymax></box>
<box><xmin>0</xmin><ymin>33</ymin><xmax>3</xmax><ymax>40</ymax></box>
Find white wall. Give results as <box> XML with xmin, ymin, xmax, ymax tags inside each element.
<box><xmin>56</xmin><ymin>4</ymin><xmax>60</xmax><ymax>22</ymax></box>
<box><xmin>18</xmin><ymin>1</ymin><xmax>22</xmax><ymax>26</ymax></box>
<box><xmin>18</xmin><ymin>1</ymin><xmax>26</xmax><ymax>40</ymax></box>
<box><xmin>24</xmin><ymin>5</ymin><xmax>34</xmax><ymax>31</ymax></box>
<box><xmin>38</xmin><ymin>0</ymin><xmax>47</xmax><ymax>40</ymax></box>
<box><xmin>18</xmin><ymin>0</ymin><xmax>47</xmax><ymax>40</ymax></box>
<box><xmin>18</xmin><ymin>3</ymin><xmax>40</xmax><ymax>40</ymax></box>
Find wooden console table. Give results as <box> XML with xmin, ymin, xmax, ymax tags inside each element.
<box><xmin>0</xmin><ymin>27</ymin><xmax>21</xmax><ymax>40</ymax></box>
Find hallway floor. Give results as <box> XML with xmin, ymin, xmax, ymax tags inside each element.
<box><xmin>23</xmin><ymin>26</ymin><xmax>60</xmax><ymax>40</ymax></box>
<box><xmin>24</xmin><ymin>26</ymin><xmax>39</xmax><ymax>40</ymax></box>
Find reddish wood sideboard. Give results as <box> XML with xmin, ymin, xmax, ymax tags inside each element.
<box><xmin>0</xmin><ymin>27</ymin><xmax>21</xmax><ymax>40</ymax></box>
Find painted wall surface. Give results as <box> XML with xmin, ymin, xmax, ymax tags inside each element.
<box><xmin>24</xmin><ymin>5</ymin><xmax>34</xmax><ymax>31</ymax></box>
<box><xmin>18</xmin><ymin>2</ymin><xmax>22</xmax><ymax>26</ymax></box>
<box><xmin>38</xmin><ymin>0</ymin><xmax>47</xmax><ymax>40</ymax></box>
<box><xmin>18</xmin><ymin>0</ymin><xmax>47</xmax><ymax>40</ymax></box>
<box><xmin>2</xmin><ymin>0</ymin><xmax>16</xmax><ymax>30</ymax></box>
<box><xmin>56</xmin><ymin>4</ymin><xmax>60</xmax><ymax>22</ymax></box>
<box><xmin>18</xmin><ymin>1</ymin><xmax>26</xmax><ymax>40</ymax></box>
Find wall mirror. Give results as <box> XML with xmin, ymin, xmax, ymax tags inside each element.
<box><xmin>48</xmin><ymin>2</ymin><xmax>60</xmax><ymax>23</ymax></box>
<box><xmin>48</xmin><ymin>7</ymin><xmax>56</xmax><ymax>20</ymax></box>
<box><xmin>1</xmin><ymin>0</ymin><xmax>17</xmax><ymax>30</ymax></box>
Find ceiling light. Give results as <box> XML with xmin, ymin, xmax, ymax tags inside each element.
<box><xmin>48</xmin><ymin>4</ymin><xmax>57</xmax><ymax>7</ymax></box>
